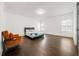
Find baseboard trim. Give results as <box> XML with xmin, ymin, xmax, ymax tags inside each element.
<box><xmin>45</xmin><ymin>34</ymin><xmax>73</xmax><ymax>39</ymax></box>
<box><xmin>21</xmin><ymin>33</ymin><xmax>73</xmax><ymax>39</ymax></box>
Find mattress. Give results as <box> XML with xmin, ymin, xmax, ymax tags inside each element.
<box><xmin>25</xmin><ymin>31</ymin><xmax>44</xmax><ymax>39</ymax></box>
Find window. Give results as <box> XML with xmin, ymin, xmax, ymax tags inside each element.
<box><xmin>61</xmin><ymin>19</ymin><xmax>72</xmax><ymax>32</ymax></box>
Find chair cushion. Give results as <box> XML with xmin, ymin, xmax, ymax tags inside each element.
<box><xmin>5</xmin><ymin>36</ymin><xmax>21</xmax><ymax>48</ymax></box>
<box><xmin>9</xmin><ymin>33</ymin><xmax>14</xmax><ymax>39</ymax></box>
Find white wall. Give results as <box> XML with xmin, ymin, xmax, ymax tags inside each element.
<box><xmin>73</xmin><ymin>2</ymin><xmax>77</xmax><ymax>46</ymax></box>
<box><xmin>5</xmin><ymin>12</ymin><xmax>39</xmax><ymax>36</ymax></box>
<box><xmin>41</xmin><ymin>12</ymin><xmax>74</xmax><ymax>37</ymax></box>
<box><xmin>0</xmin><ymin>3</ymin><xmax>6</xmax><ymax>56</ymax></box>
<box><xmin>5</xmin><ymin>11</ymin><xmax>74</xmax><ymax>37</ymax></box>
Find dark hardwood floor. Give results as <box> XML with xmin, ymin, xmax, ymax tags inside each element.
<box><xmin>3</xmin><ymin>34</ymin><xmax>77</xmax><ymax>56</ymax></box>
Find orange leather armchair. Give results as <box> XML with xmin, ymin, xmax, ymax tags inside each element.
<box><xmin>2</xmin><ymin>31</ymin><xmax>21</xmax><ymax>50</ymax></box>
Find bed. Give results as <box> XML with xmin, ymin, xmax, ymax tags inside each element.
<box><xmin>24</xmin><ymin>27</ymin><xmax>44</xmax><ymax>39</ymax></box>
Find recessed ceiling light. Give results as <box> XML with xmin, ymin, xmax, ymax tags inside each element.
<box><xmin>35</xmin><ymin>8</ymin><xmax>46</xmax><ymax>15</ymax></box>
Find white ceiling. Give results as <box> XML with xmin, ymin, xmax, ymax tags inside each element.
<box><xmin>4</xmin><ymin>2</ymin><xmax>74</xmax><ymax>17</ymax></box>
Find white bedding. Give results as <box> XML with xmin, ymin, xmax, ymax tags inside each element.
<box><xmin>25</xmin><ymin>31</ymin><xmax>44</xmax><ymax>38</ymax></box>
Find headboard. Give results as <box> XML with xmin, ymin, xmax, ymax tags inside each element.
<box><xmin>24</xmin><ymin>27</ymin><xmax>35</xmax><ymax>36</ymax></box>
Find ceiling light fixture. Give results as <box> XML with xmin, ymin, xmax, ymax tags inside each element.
<box><xmin>35</xmin><ymin>8</ymin><xmax>46</xmax><ymax>15</ymax></box>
